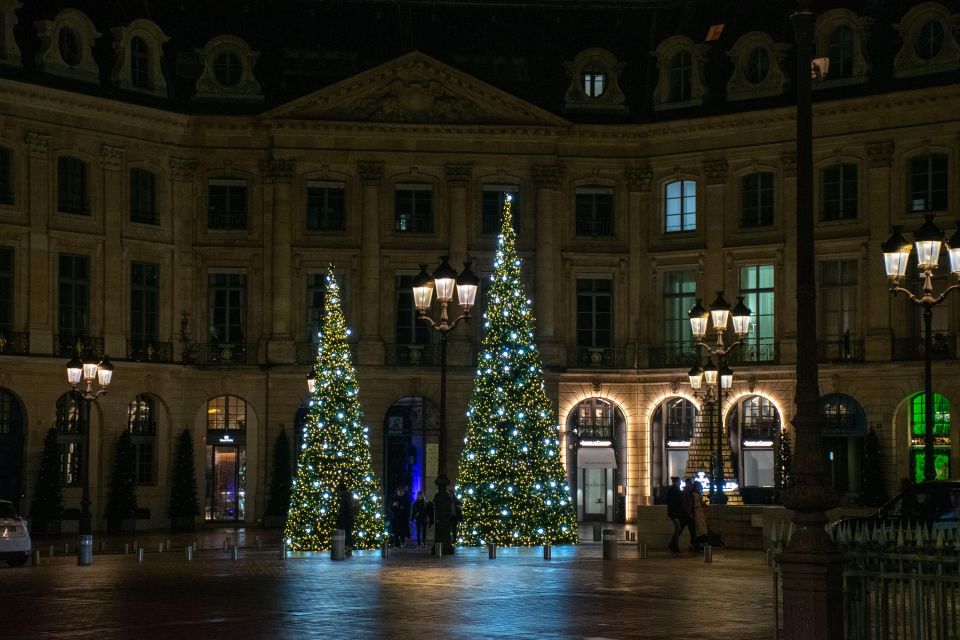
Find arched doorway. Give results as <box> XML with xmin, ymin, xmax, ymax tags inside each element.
<box><xmin>650</xmin><ymin>396</ymin><xmax>699</xmax><ymax>495</ymax></box>
<box><xmin>0</xmin><ymin>388</ymin><xmax>25</xmax><ymax>508</ymax></box>
<box><xmin>907</xmin><ymin>392</ymin><xmax>952</xmax><ymax>483</ymax></box>
<box><xmin>565</xmin><ymin>398</ymin><xmax>627</xmax><ymax>523</ymax></box>
<box><xmin>205</xmin><ymin>395</ymin><xmax>248</xmax><ymax>521</ymax></box>
<box><xmin>821</xmin><ymin>393</ymin><xmax>866</xmax><ymax>500</ymax></box>
<box><xmin>726</xmin><ymin>395</ymin><xmax>781</xmax><ymax>504</ymax></box>
<box><xmin>382</xmin><ymin>397</ymin><xmax>439</xmax><ymax>502</ymax></box>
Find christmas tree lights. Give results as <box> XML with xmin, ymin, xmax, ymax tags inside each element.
<box><xmin>455</xmin><ymin>196</ymin><xmax>578</xmax><ymax>546</ymax></box>
<box><xmin>285</xmin><ymin>269</ymin><xmax>384</xmax><ymax>550</ymax></box>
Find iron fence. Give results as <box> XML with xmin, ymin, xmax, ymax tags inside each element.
<box><xmin>569</xmin><ymin>346</ymin><xmax>625</xmax><ymax>369</ymax></box>
<box><xmin>126</xmin><ymin>340</ymin><xmax>174</xmax><ymax>363</ymax></box>
<box><xmin>53</xmin><ymin>334</ymin><xmax>104</xmax><ymax>358</ymax></box>
<box><xmin>0</xmin><ymin>331</ymin><xmax>29</xmax><ymax>355</ymax></box>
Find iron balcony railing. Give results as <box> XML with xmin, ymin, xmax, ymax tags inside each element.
<box><xmin>891</xmin><ymin>335</ymin><xmax>956</xmax><ymax>361</ymax></box>
<box><xmin>729</xmin><ymin>342</ymin><xmax>778</xmax><ymax>365</ymax></box>
<box><xmin>0</xmin><ymin>331</ymin><xmax>29</xmax><ymax>355</ymax></box>
<box><xmin>191</xmin><ymin>343</ymin><xmax>253</xmax><ymax>366</ymax></box>
<box><xmin>574</xmin><ymin>217</ymin><xmax>614</xmax><ymax>237</ymax></box>
<box><xmin>648</xmin><ymin>345</ymin><xmax>698</xmax><ymax>368</ymax></box>
<box><xmin>54</xmin><ymin>335</ymin><xmax>104</xmax><ymax>358</ymax></box>
<box><xmin>126</xmin><ymin>340</ymin><xmax>174</xmax><ymax>363</ymax></box>
<box><xmin>208</xmin><ymin>211</ymin><xmax>247</xmax><ymax>230</ymax></box>
<box><xmin>569</xmin><ymin>346</ymin><xmax>625</xmax><ymax>369</ymax></box>
<box><xmin>387</xmin><ymin>343</ymin><xmax>435</xmax><ymax>366</ymax></box>
<box><xmin>817</xmin><ymin>338</ymin><xmax>865</xmax><ymax>363</ymax></box>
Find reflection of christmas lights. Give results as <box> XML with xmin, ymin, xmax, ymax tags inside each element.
<box><xmin>694</xmin><ymin>471</ymin><xmax>739</xmax><ymax>494</ymax></box>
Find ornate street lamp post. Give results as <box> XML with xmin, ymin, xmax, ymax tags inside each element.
<box><xmin>411</xmin><ymin>256</ymin><xmax>478</xmax><ymax>554</ymax></box>
<box><xmin>687</xmin><ymin>292</ymin><xmax>751</xmax><ymax>503</ymax></box>
<box><xmin>882</xmin><ymin>215</ymin><xmax>960</xmax><ymax>481</ymax></box>
<box><xmin>65</xmin><ymin>354</ymin><xmax>114</xmax><ymax>566</ymax></box>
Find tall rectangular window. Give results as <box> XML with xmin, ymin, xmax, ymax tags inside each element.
<box><xmin>0</xmin><ymin>146</ymin><xmax>12</xmax><ymax>205</ymax></box>
<box><xmin>741</xmin><ymin>172</ymin><xmax>774</xmax><ymax>227</ymax></box>
<box><xmin>576</xmin><ymin>279</ymin><xmax>612</xmax><ymax>348</ymax></box>
<box><xmin>395</xmin><ymin>275</ymin><xmax>430</xmax><ymax>345</ymax></box>
<box><xmin>208</xmin><ymin>272</ymin><xmax>247</xmax><ymax>344</ymax></box>
<box><xmin>395</xmin><ymin>184</ymin><xmax>433</xmax><ymax>233</ymax></box>
<box><xmin>208</xmin><ymin>179</ymin><xmax>248</xmax><ymax>230</ymax></box>
<box><xmin>909</xmin><ymin>154</ymin><xmax>948</xmax><ymax>212</ymax></box>
<box><xmin>58</xmin><ymin>156</ymin><xmax>89</xmax><ymax>215</ymax></box>
<box><xmin>0</xmin><ymin>247</ymin><xmax>12</xmax><ymax>333</ymax></box>
<box><xmin>130</xmin><ymin>262</ymin><xmax>160</xmax><ymax>342</ymax></box>
<box><xmin>827</xmin><ymin>26</ymin><xmax>854</xmax><ymax>79</ymax></box>
<box><xmin>481</xmin><ymin>187</ymin><xmax>519</xmax><ymax>235</ymax></box>
<box><xmin>821</xmin><ymin>164</ymin><xmax>857</xmax><ymax>220</ymax></box>
<box><xmin>664</xmin><ymin>180</ymin><xmax>696</xmax><ymax>233</ymax></box>
<box><xmin>663</xmin><ymin>270</ymin><xmax>696</xmax><ymax>351</ymax></box>
<box><xmin>306</xmin><ymin>273</ymin><xmax>345</xmax><ymax>343</ymax></box>
<box><xmin>305</xmin><ymin>181</ymin><xmax>346</xmax><ymax>231</ymax></box>
<box><xmin>130</xmin><ymin>168</ymin><xmax>158</xmax><ymax>224</ymax></box>
<box><xmin>58</xmin><ymin>254</ymin><xmax>90</xmax><ymax>339</ymax></box>
<box><xmin>739</xmin><ymin>264</ymin><xmax>775</xmax><ymax>362</ymax></box>
<box><xmin>669</xmin><ymin>51</ymin><xmax>692</xmax><ymax>102</ymax></box>
<box><xmin>819</xmin><ymin>260</ymin><xmax>857</xmax><ymax>343</ymax></box>
<box><xmin>575</xmin><ymin>189</ymin><xmax>614</xmax><ymax>236</ymax></box>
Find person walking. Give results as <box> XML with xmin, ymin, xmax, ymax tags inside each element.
<box><xmin>691</xmin><ymin>481</ymin><xmax>709</xmax><ymax>552</ymax></box>
<box><xmin>390</xmin><ymin>485</ymin><xmax>411</xmax><ymax>548</ymax></box>
<box><xmin>665</xmin><ymin>477</ymin><xmax>685</xmax><ymax>553</ymax></box>
<box><xmin>336</xmin><ymin>482</ymin><xmax>357</xmax><ymax>556</ymax></box>
<box><xmin>681</xmin><ymin>479</ymin><xmax>698</xmax><ymax>552</ymax></box>
<box><xmin>410</xmin><ymin>491</ymin><xmax>433</xmax><ymax>549</ymax></box>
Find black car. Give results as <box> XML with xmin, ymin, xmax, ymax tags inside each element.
<box><xmin>832</xmin><ymin>480</ymin><xmax>960</xmax><ymax>536</ymax></box>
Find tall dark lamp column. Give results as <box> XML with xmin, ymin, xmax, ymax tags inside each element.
<box><xmin>411</xmin><ymin>256</ymin><xmax>479</xmax><ymax>554</ymax></box>
<box><xmin>882</xmin><ymin>216</ymin><xmax>960</xmax><ymax>481</ymax></box>
<box><xmin>66</xmin><ymin>354</ymin><xmax>114</xmax><ymax>566</ymax></box>
<box><xmin>687</xmin><ymin>293</ymin><xmax>751</xmax><ymax>503</ymax></box>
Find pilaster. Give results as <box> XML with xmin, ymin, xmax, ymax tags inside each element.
<box><xmin>262</xmin><ymin>159</ymin><xmax>295</xmax><ymax>364</ymax></box>
<box><xmin>865</xmin><ymin>140</ymin><xmax>895</xmax><ymax>360</ymax></box>
<box><xmin>169</xmin><ymin>156</ymin><xmax>197</xmax><ymax>348</ymax></box>
<box><xmin>625</xmin><ymin>168</ymin><xmax>652</xmax><ymax>367</ymax></box>
<box><xmin>358</xmin><ymin>160</ymin><xmax>385</xmax><ymax>366</ymax></box>
<box><xmin>100</xmin><ymin>144</ymin><xmax>125</xmax><ymax>357</ymax></box>
<box><xmin>532</xmin><ymin>164</ymin><xmax>565</xmax><ymax>367</ymax></box>
<box><xmin>26</xmin><ymin>132</ymin><xmax>52</xmax><ymax>353</ymax></box>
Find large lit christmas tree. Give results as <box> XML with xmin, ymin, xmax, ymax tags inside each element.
<box><xmin>455</xmin><ymin>196</ymin><xmax>578</xmax><ymax>546</ymax></box>
<box><xmin>285</xmin><ymin>269</ymin><xmax>384</xmax><ymax>550</ymax></box>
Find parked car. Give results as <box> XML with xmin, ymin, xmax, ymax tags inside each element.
<box><xmin>831</xmin><ymin>480</ymin><xmax>960</xmax><ymax>536</ymax></box>
<box><xmin>0</xmin><ymin>500</ymin><xmax>31</xmax><ymax>567</ymax></box>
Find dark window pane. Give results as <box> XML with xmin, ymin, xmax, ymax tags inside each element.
<box><xmin>208</xmin><ymin>180</ymin><xmax>248</xmax><ymax>229</ymax></box>
<box><xmin>58</xmin><ymin>157</ymin><xmax>89</xmax><ymax>215</ymax></box>
<box><xmin>130</xmin><ymin>168</ymin><xmax>158</xmax><ymax>224</ymax></box>
<box><xmin>0</xmin><ymin>147</ymin><xmax>12</xmax><ymax>204</ymax></box>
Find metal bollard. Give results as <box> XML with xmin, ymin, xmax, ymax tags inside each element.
<box><xmin>257</xmin><ymin>538</ymin><xmax>263</xmax><ymax>552</ymax></box>
<box><xmin>185</xmin><ymin>546</ymin><xmax>193</xmax><ymax>561</ymax></box>
<box><xmin>592</xmin><ymin>523</ymin><xmax>603</xmax><ymax>542</ymax></box>
<box><xmin>124</xmin><ymin>543</ymin><xmax>130</xmax><ymax>554</ymax></box>
<box><xmin>64</xmin><ymin>542</ymin><xmax>70</xmax><ymax>555</ymax></box>
<box><xmin>133</xmin><ymin>540</ymin><xmax>139</xmax><ymax>552</ymax></box>
<box><xmin>638</xmin><ymin>543</ymin><xmax>648</xmax><ymax>559</ymax></box>
<box><xmin>158</xmin><ymin>542</ymin><xmax>164</xmax><ymax>553</ymax></box>
<box><xmin>77</xmin><ymin>535</ymin><xmax>92</xmax><ymax>566</ymax></box>
<box><xmin>381</xmin><ymin>541</ymin><xmax>390</xmax><ymax>558</ymax></box>
<box><xmin>543</xmin><ymin>544</ymin><xmax>552</xmax><ymax>560</ymax></box>
<box><xmin>49</xmin><ymin>545</ymin><xmax>55</xmax><ymax>557</ymax></box>
<box><xmin>331</xmin><ymin>530</ymin><xmax>345</xmax><ymax>561</ymax></box>
<box><xmin>602</xmin><ymin>533</ymin><xmax>618</xmax><ymax>560</ymax></box>
<box><xmin>99</xmin><ymin>541</ymin><xmax>105</xmax><ymax>553</ymax></box>
<box><xmin>137</xmin><ymin>548</ymin><xmax>144</xmax><ymax>563</ymax></box>
<box><xmin>280</xmin><ymin>543</ymin><xmax>287</xmax><ymax>560</ymax></box>
<box><xmin>704</xmin><ymin>544</ymin><xmax>713</xmax><ymax>563</ymax></box>
<box><xmin>232</xmin><ymin>546</ymin><xmax>240</xmax><ymax>561</ymax></box>
<box><xmin>487</xmin><ymin>542</ymin><xmax>497</xmax><ymax>559</ymax></box>
<box><xmin>435</xmin><ymin>542</ymin><xmax>444</xmax><ymax>558</ymax></box>
<box><xmin>32</xmin><ymin>549</ymin><xmax>41</xmax><ymax>566</ymax></box>
<box><xmin>166</xmin><ymin>539</ymin><xmax>171</xmax><ymax>552</ymax></box>
<box><xmin>223</xmin><ymin>537</ymin><xmax>229</xmax><ymax>551</ymax></box>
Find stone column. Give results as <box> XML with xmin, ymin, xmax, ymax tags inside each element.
<box><xmin>625</xmin><ymin>168</ymin><xmax>652</xmax><ymax>368</ymax></box>
<box><xmin>357</xmin><ymin>161</ymin><xmax>385</xmax><ymax>366</ymax></box>
<box><xmin>445</xmin><ymin>164</ymin><xmax>472</xmax><ymax>365</ymax></box>
<box><xmin>779</xmin><ymin>152</ymin><xmax>799</xmax><ymax>363</ymax></box>
<box><xmin>865</xmin><ymin>140</ymin><xmax>895</xmax><ymax>360</ymax></box>
<box><xmin>532</xmin><ymin>165</ymin><xmax>564</xmax><ymax>366</ymax></box>
<box><xmin>702</xmin><ymin>159</ymin><xmax>728</xmax><ymax>296</ymax></box>
<box><xmin>25</xmin><ymin>132</ymin><xmax>53</xmax><ymax>354</ymax></box>
<box><xmin>100</xmin><ymin>144</ymin><xmax>125</xmax><ymax>357</ymax></box>
<box><xmin>168</xmin><ymin>157</ymin><xmax>197</xmax><ymax>358</ymax></box>
<box><xmin>261</xmin><ymin>159</ymin><xmax>295</xmax><ymax>364</ymax></box>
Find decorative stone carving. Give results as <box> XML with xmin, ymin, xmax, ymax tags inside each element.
<box><xmin>444</xmin><ymin>164</ymin><xmax>472</xmax><ymax>187</ymax></box>
<box><xmin>531</xmin><ymin>165</ymin><xmax>565</xmax><ymax>190</ymax></box>
<box><xmin>563</xmin><ymin>48</ymin><xmax>628</xmax><ymax>114</ymax></box>
<box><xmin>168</xmin><ymin>157</ymin><xmax>198</xmax><ymax>181</ymax></box>
<box><xmin>357</xmin><ymin>161</ymin><xmax>384</xmax><ymax>186</ymax></box>
<box><xmin>781</xmin><ymin>153</ymin><xmax>797</xmax><ymax>178</ymax></box>
<box><xmin>194</xmin><ymin>35</ymin><xmax>262</xmax><ymax>102</ymax></box>
<box><xmin>111</xmin><ymin>19</ymin><xmax>170</xmax><ymax>97</ymax></box>
<box><xmin>624</xmin><ymin>168</ymin><xmax>653</xmax><ymax>192</ymax></box>
<box><xmin>703</xmin><ymin>160</ymin><xmax>728</xmax><ymax>185</ymax></box>
<box><xmin>894</xmin><ymin>3</ymin><xmax>960</xmax><ymax>79</ymax></box>
<box><xmin>259</xmin><ymin>159</ymin><xmax>295</xmax><ymax>183</ymax></box>
<box><xmin>0</xmin><ymin>1</ymin><xmax>23</xmax><ymax>67</ymax></box>
<box><xmin>726</xmin><ymin>32</ymin><xmax>790</xmax><ymax>101</ymax></box>
<box><xmin>34</xmin><ymin>9</ymin><xmax>100</xmax><ymax>84</ymax></box>
<box><xmin>99</xmin><ymin>144</ymin><xmax>125</xmax><ymax>170</ymax></box>
<box><xmin>25</xmin><ymin>132</ymin><xmax>50</xmax><ymax>159</ymax></box>
<box><xmin>867</xmin><ymin>140</ymin><xmax>895</xmax><ymax>168</ymax></box>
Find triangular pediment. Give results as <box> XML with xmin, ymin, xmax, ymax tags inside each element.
<box><xmin>263</xmin><ymin>51</ymin><xmax>568</xmax><ymax>127</ymax></box>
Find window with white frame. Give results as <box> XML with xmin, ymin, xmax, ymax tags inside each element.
<box><xmin>739</xmin><ymin>264</ymin><xmax>775</xmax><ymax>362</ymax></box>
<box><xmin>663</xmin><ymin>270</ymin><xmax>696</xmax><ymax>357</ymax></box>
<box><xmin>664</xmin><ymin>180</ymin><xmax>696</xmax><ymax>233</ymax></box>
<box><xmin>819</xmin><ymin>260</ymin><xmax>858</xmax><ymax>349</ymax></box>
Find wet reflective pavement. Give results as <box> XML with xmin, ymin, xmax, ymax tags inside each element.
<box><xmin>2</xmin><ymin>544</ymin><xmax>775</xmax><ymax>639</ymax></box>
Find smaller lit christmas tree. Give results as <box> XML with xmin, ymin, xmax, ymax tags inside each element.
<box><xmin>285</xmin><ymin>268</ymin><xmax>384</xmax><ymax>550</ymax></box>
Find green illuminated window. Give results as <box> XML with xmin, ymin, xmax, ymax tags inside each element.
<box><xmin>910</xmin><ymin>392</ymin><xmax>951</xmax><ymax>437</ymax></box>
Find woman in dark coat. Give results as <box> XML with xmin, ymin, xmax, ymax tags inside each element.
<box><xmin>336</xmin><ymin>483</ymin><xmax>356</xmax><ymax>555</ymax></box>
<box><xmin>410</xmin><ymin>491</ymin><xmax>433</xmax><ymax>549</ymax></box>
<box><xmin>390</xmin><ymin>485</ymin><xmax>411</xmax><ymax>548</ymax></box>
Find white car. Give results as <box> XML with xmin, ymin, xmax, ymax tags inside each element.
<box><xmin>0</xmin><ymin>500</ymin><xmax>31</xmax><ymax>567</ymax></box>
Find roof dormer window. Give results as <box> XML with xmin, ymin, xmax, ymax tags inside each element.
<box><xmin>916</xmin><ymin>19</ymin><xmax>945</xmax><ymax>60</ymax></box>
<box><xmin>582</xmin><ymin>66</ymin><xmax>605</xmax><ymax>98</ymax></box>
<box><xmin>893</xmin><ymin>3</ymin><xmax>959</xmax><ymax>78</ymax></box>
<box><xmin>814</xmin><ymin>9</ymin><xmax>872</xmax><ymax>87</ymax></box>
<box><xmin>110</xmin><ymin>19</ymin><xmax>169</xmax><ymax>97</ymax></box>
<box><xmin>563</xmin><ymin>48</ymin><xmax>627</xmax><ymax>113</ymax></box>
<box><xmin>726</xmin><ymin>32</ymin><xmax>788</xmax><ymax>102</ymax></box>
<box><xmin>57</xmin><ymin>26</ymin><xmax>80</xmax><ymax>66</ymax></box>
<box><xmin>214</xmin><ymin>52</ymin><xmax>242</xmax><ymax>88</ymax></box>
<box><xmin>195</xmin><ymin>35</ymin><xmax>262</xmax><ymax>102</ymax></box>
<box><xmin>653</xmin><ymin>36</ymin><xmax>708</xmax><ymax>110</ymax></box>
<box><xmin>34</xmin><ymin>9</ymin><xmax>101</xmax><ymax>83</ymax></box>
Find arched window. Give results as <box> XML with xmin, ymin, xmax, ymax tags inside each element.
<box><xmin>727</xmin><ymin>395</ymin><xmax>781</xmax><ymax>491</ymax></box>
<box><xmin>649</xmin><ymin>397</ymin><xmax>699</xmax><ymax>489</ymax></box>
<box><xmin>566</xmin><ymin>398</ymin><xmax>626</xmax><ymax>523</ymax></box>
<box><xmin>827</xmin><ymin>25</ymin><xmax>854</xmax><ymax>79</ymax></box>
<box><xmin>916</xmin><ymin>19</ymin><xmax>945</xmax><ymax>61</ymax></box>
<box><xmin>0</xmin><ymin>388</ymin><xmax>23</xmax><ymax>435</ymax></box>
<box><xmin>127</xmin><ymin>395</ymin><xmax>157</xmax><ymax>484</ymax></box>
<box><xmin>130</xmin><ymin>36</ymin><xmax>150</xmax><ymax>89</ymax></box>
<box><xmin>55</xmin><ymin>391</ymin><xmax>85</xmax><ymax>486</ymax></box>
<box><xmin>207</xmin><ymin>395</ymin><xmax>247</xmax><ymax>430</ymax></box>
<box><xmin>909</xmin><ymin>392</ymin><xmax>952</xmax><ymax>482</ymax></box>
<box><xmin>664</xmin><ymin>180</ymin><xmax>696</xmax><ymax>233</ymax></box>
<box><xmin>0</xmin><ymin>388</ymin><xmax>25</xmax><ymax>507</ymax></box>
<box><xmin>574</xmin><ymin>398</ymin><xmax>613</xmax><ymax>439</ymax></box>
<box><xmin>669</xmin><ymin>51</ymin><xmax>692</xmax><ymax>102</ymax></box>
<box><xmin>582</xmin><ymin>66</ymin><xmax>606</xmax><ymax>97</ymax></box>
<box><xmin>746</xmin><ymin>47</ymin><xmax>770</xmax><ymax>84</ymax></box>
<box><xmin>821</xmin><ymin>394</ymin><xmax>867</xmax><ymax>497</ymax></box>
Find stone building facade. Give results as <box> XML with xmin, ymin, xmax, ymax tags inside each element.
<box><xmin>0</xmin><ymin>0</ymin><xmax>957</xmax><ymax>530</ymax></box>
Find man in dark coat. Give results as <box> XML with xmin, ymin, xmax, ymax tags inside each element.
<box><xmin>666</xmin><ymin>476</ymin><xmax>685</xmax><ymax>553</ymax></box>
<box><xmin>389</xmin><ymin>485</ymin><xmax>411</xmax><ymax>548</ymax></box>
<box><xmin>336</xmin><ymin>482</ymin><xmax>356</xmax><ymax>555</ymax></box>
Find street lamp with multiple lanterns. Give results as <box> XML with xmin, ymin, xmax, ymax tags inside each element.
<box><xmin>882</xmin><ymin>212</ymin><xmax>960</xmax><ymax>481</ymax></box>
<box><xmin>65</xmin><ymin>353</ymin><xmax>114</xmax><ymax>565</ymax></box>
<box><xmin>411</xmin><ymin>256</ymin><xmax>479</xmax><ymax>553</ymax></box>
<box><xmin>686</xmin><ymin>292</ymin><xmax>751</xmax><ymax>504</ymax></box>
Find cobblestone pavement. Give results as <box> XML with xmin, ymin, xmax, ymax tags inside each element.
<box><xmin>2</xmin><ymin>540</ymin><xmax>776</xmax><ymax>640</ymax></box>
